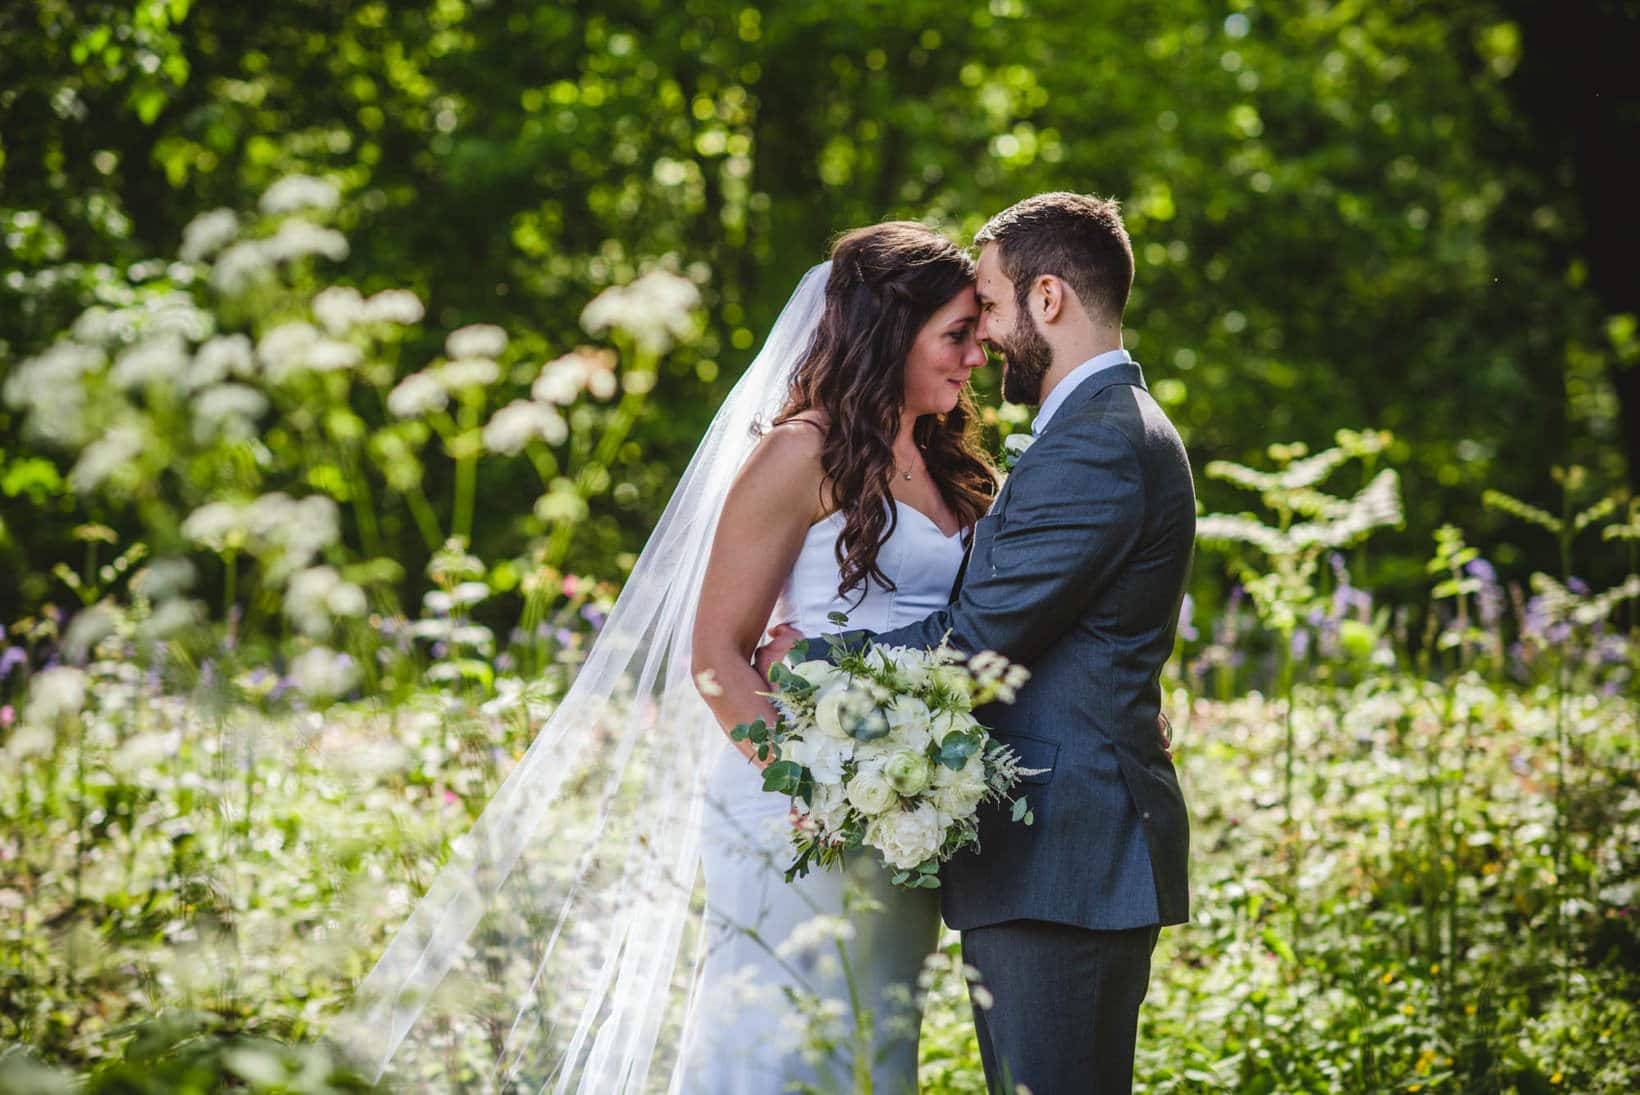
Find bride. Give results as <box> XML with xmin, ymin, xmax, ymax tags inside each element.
<box><xmin>336</xmin><ymin>222</ymin><xmax>992</xmax><ymax>1092</ymax></box>
<box><xmin>685</xmin><ymin>222</ymin><xmax>992</xmax><ymax>1091</ymax></box>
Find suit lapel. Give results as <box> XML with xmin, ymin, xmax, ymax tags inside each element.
<box><xmin>948</xmin><ymin>362</ymin><xmax>1147</xmax><ymax>603</ymax></box>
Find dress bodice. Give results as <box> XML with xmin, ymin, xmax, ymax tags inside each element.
<box><xmin>769</xmin><ymin>499</ymin><xmax>967</xmax><ymax>637</ymax></box>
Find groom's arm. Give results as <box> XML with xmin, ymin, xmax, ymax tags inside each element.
<box><xmin>871</xmin><ymin>415</ymin><xmax>1145</xmax><ymax>665</ymax></box>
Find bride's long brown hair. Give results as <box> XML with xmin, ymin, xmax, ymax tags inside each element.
<box><xmin>774</xmin><ymin>222</ymin><xmax>998</xmax><ymax>600</ymax></box>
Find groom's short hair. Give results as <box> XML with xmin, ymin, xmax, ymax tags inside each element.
<box><xmin>973</xmin><ymin>192</ymin><xmax>1134</xmax><ymax>324</ymax></box>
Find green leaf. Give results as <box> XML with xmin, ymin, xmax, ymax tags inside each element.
<box><xmin>938</xmin><ymin>731</ymin><xmax>981</xmax><ymax>770</ymax></box>
<box><xmin>1011</xmin><ymin>795</ymin><xmax>1030</xmax><ymax>822</ymax></box>
<box><xmin>729</xmin><ymin>717</ymin><xmax>768</xmax><ymax>743</ymax></box>
<box><xmin>827</xmin><ymin>610</ymin><xmax>850</xmax><ymax>626</ymax></box>
<box><xmin>761</xmin><ymin>760</ymin><xmax>804</xmax><ymax>795</ymax></box>
<box><xmin>1260</xmin><ymin>925</ymin><xmax>1296</xmax><ymax>964</ymax></box>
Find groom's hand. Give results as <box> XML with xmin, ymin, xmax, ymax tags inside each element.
<box><xmin>754</xmin><ymin>623</ymin><xmax>805</xmax><ymax>683</ymax></box>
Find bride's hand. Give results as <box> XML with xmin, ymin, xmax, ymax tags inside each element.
<box><xmin>753</xmin><ymin>623</ymin><xmax>805</xmax><ymax>683</ymax></box>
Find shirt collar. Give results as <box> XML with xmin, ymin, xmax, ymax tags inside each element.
<box><xmin>1031</xmin><ymin>348</ymin><xmax>1133</xmax><ymax>435</ymax></box>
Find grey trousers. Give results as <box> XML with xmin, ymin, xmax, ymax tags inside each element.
<box><xmin>961</xmin><ymin>920</ymin><xmax>1161</xmax><ymax>1095</ymax></box>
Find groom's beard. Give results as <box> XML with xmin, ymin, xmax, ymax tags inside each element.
<box><xmin>994</xmin><ymin>312</ymin><xmax>1054</xmax><ymax>405</ymax></box>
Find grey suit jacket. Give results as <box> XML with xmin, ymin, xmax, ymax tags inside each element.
<box><xmin>863</xmin><ymin>361</ymin><xmax>1194</xmax><ymax>932</ymax></box>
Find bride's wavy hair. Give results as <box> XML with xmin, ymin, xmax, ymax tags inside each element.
<box><xmin>774</xmin><ymin>222</ymin><xmax>998</xmax><ymax>599</ymax></box>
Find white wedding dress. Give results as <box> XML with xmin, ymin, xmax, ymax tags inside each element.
<box><xmin>680</xmin><ymin>500</ymin><xmax>967</xmax><ymax>1094</ymax></box>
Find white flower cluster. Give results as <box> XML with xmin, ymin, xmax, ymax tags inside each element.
<box><xmin>311</xmin><ymin>286</ymin><xmax>425</xmax><ymax>334</ymax></box>
<box><xmin>181</xmin><ymin>492</ymin><xmax>340</xmax><ymax>581</ymax></box>
<box><xmin>746</xmin><ymin>643</ymin><xmax>1035</xmax><ymax>882</ymax></box>
<box><xmin>283</xmin><ymin>565</ymin><xmax>368</xmax><ymax>637</ymax></box>
<box><xmin>532</xmin><ymin>347</ymin><xmax>619</xmax><ymax>405</ymax></box>
<box><xmin>579</xmin><ymin>269</ymin><xmax>700</xmax><ymax>355</ymax></box>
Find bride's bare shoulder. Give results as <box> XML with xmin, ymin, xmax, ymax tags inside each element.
<box><xmin>752</xmin><ymin>414</ymin><xmax>828</xmax><ymax>465</ymax></box>
<box><xmin>732</xmin><ymin>415</ymin><xmax>831</xmax><ymax>520</ymax></box>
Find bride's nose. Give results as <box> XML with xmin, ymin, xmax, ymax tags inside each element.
<box><xmin>962</xmin><ymin>337</ymin><xmax>987</xmax><ymax>370</ymax></box>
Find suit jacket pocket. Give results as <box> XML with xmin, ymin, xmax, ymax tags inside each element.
<box><xmin>994</xmin><ymin>731</ymin><xmax>1059</xmax><ymax>785</ymax></box>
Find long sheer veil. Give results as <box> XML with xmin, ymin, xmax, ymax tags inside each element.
<box><xmin>333</xmin><ymin>262</ymin><xmax>832</xmax><ymax>1091</ymax></box>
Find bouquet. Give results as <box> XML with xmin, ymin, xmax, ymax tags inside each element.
<box><xmin>731</xmin><ymin>628</ymin><xmax>1043</xmax><ymax>889</ymax></box>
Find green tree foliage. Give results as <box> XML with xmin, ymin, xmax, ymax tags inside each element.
<box><xmin>1</xmin><ymin>0</ymin><xmax>1629</xmax><ymax>615</ymax></box>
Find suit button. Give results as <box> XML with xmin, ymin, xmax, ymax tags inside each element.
<box><xmin>1142</xmin><ymin>811</ymin><xmax>1152</xmax><ymax>820</ymax></box>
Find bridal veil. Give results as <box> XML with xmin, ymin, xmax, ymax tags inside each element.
<box><xmin>334</xmin><ymin>263</ymin><xmax>831</xmax><ymax>1091</ymax></box>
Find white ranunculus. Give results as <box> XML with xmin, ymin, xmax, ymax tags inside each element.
<box><xmin>845</xmin><ymin>765</ymin><xmax>899</xmax><ymax>816</ymax></box>
<box><xmin>445</xmin><ymin>323</ymin><xmax>508</xmax><ymax>361</ymax></box>
<box><xmin>387</xmin><ymin>371</ymin><xmax>448</xmax><ymax>418</ymax></box>
<box><xmin>24</xmin><ymin>666</ymin><xmax>89</xmax><ymax>726</ymax></box>
<box><xmin>483</xmin><ymin>399</ymin><xmax>568</xmax><ymax>455</ymax></box>
<box><xmin>883</xmin><ymin>749</ymin><xmax>933</xmax><ymax>796</ymax></box>
<box><xmin>868</xmin><ymin>802</ymin><xmax>945</xmax><ymax>871</ymax></box>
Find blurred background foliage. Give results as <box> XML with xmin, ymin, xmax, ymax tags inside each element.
<box><xmin>1</xmin><ymin>0</ymin><xmax>1635</xmax><ymax>612</ymax></box>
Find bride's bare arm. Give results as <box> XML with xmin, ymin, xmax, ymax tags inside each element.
<box><xmin>691</xmin><ymin>421</ymin><xmax>827</xmax><ymax>767</ymax></box>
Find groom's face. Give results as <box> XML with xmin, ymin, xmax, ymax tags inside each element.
<box><xmin>976</xmin><ymin>244</ymin><xmax>1053</xmax><ymax>406</ymax></box>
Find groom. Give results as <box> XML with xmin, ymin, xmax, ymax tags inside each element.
<box><xmin>769</xmin><ymin>192</ymin><xmax>1194</xmax><ymax>1094</ymax></box>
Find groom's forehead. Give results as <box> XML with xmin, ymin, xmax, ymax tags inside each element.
<box><xmin>975</xmin><ymin>245</ymin><xmax>1009</xmax><ymax>299</ymax></box>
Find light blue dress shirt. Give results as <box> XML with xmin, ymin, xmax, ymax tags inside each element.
<box><xmin>1031</xmin><ymin>348</ymin><xmax>1133</xmax><ymax>435</ymax></box>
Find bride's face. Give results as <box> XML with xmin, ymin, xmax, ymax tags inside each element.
<box><xmin>902</xmin><ymin>286</ymin><xmax>985</xmax><ymax>417</ymax></box>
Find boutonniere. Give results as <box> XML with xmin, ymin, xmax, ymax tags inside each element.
<box><xmin>1001</xmin><ymin>431</ymin><xmax>1035</xmax><ymax>471</ymax></box>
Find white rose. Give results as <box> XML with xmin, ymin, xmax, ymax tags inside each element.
<box><xmin>930</xmin><ymin>708</ymin><xmax>982</xmax><ymax>746</ymax></box>
<box><xmin>788</xmin><ymin>659</ymin><xmax>843</xmax><ymax>692</ymax></box>
<box><xmin>867</xmin><ymin>803</ymin><xmax>945</xmax><ymax>871</ymax></box>
<box><xmin>813</xmin><ymin>682</ymin><xmax>854</xmax><ymax>739</ymax></box>
<box><xmin>845</xmin><ymin>766</ymin><xmax>900</xmax><ymax>816</ymax></box>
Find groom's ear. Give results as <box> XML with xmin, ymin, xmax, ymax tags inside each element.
<box><xmin>1034</xmin><ymin>275</ymin><xmax>1067</xmax><ymax>325</ymax></box>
